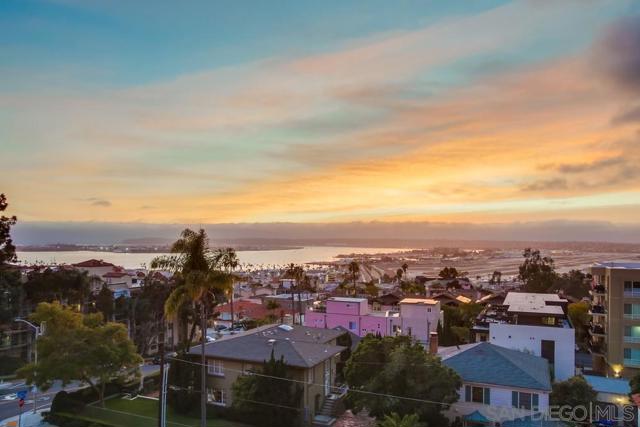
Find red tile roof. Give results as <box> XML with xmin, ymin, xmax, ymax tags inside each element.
<box><xmin>73</xmin><ymin>259</ymin><xmax>115</xmax><ymax>268</ymax></box>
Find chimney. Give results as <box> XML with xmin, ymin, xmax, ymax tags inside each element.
<box><xmin>428</xmin><ymin>331</ymin><xmax>438</xmax><ymax>355</ymax></box>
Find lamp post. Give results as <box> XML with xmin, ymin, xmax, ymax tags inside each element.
<box><xmin>14</xmin><ymin>318</ymin><xmax>44</xmax><ymax>414</ymax></box>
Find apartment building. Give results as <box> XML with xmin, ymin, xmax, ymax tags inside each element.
<box><xmin>304</xmin><ymin>296</ymin><xmax>440</xmax><ymax>346</ymax></box>
<box><xmin>588</xmin><ymin>262</ymin><xmax>640</xmax><ymax>378</ymax></box>
<box><xmin>472</xmin><ymin>292</ymin><xmax>575</xmax><ymax>381</ymax></box>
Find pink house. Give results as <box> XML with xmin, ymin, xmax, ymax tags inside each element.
<box><xmin>304</xmin><ymin>297</ymin><xmax>441</xmax><ymax>346</ymax></box>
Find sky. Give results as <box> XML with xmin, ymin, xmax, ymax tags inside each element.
<box><xmin>2</xmin><ymin>0</ymin><xmax>640</xmax><ymax>228</ymax></box>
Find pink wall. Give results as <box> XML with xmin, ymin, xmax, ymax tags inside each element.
<box><xmin>325</xmin><ymin>299</ymin><xmax>369</xmax><ymax>316</ymax></box>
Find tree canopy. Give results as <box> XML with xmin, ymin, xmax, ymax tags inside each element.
<box><xmin>345</xmin><ymin>335</ymin><xmax>460</xmax><ymax>426</ymax></box>
<box><xmin>518</xmin><ymin>248</ymin><xmax>557</xmax><ymax>293</ymax></box>
<box><xmin>232</xmin><ymin>351</ymin><xmax>303</xmax><ymax>427</ymax></box>
<box><xmin>0</xmin><ymin>194</ymin><xmax>17</xmax><ymax>266</ymax></box>
<box><xmin>550</xmin><ymin>375</ymin><xmax>597</xmax><ymax>420</ymax></box>
<box><xmin>17</xmin><ymin>302</ymin><xmax>142</xmax><ymax>406</ymax></box>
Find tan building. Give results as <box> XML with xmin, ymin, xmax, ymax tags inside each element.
<box><xmin>589</xmin><ymin>262</ymin><xmax>640</xmax><ymax>378</ymax></box>
<box><xmin>189</xmin><ymin>324</ymin><xmax>350</xmax><ymax>426</ymax></box>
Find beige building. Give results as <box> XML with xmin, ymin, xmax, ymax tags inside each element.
<box><xmin>189</xmin><ymin>324</ymin><xmax>350</xmax><ymax>426</ymax></box>
<box><xmin>589</xmin><ymin>262</ymin><xmax>640</xmax><ymax>378</ymax></box>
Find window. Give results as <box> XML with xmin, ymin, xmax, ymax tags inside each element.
<box><xmin>207</xmin><ymin>359</ymin><xmax>224</xmax><ymax>376</ymax></box>
<box><xmin>427</xmin><ymin>308</ymin><xmax>432</xmax><ymax>313</ymax></box>
<box><xmin>348</xmin><ymin>321</ymin><xmax>357</xmax><ymax>330</ymax></box>
<box><xmin>625</xmin><ymin>281</ymin><xmax>632</xmax><ymax>292</ymax></box>
<box><xmin>541</xmin><ymin>317</ymin><xmax>555</xmax><ymax>326</ymax></box>
<box><xmin>207</xmin><ymin>388</ymin><xmax>226</xmax><ymax>406</ymax></box>
<box><xmin>512</xmin><ymin>391</ymin><xmax>539</xmax><ymax>410</ymax></box>
<box><xmin>465</xmin><ymin>385</ymin><xmax>490</xmax><ymax>404</ymax></box>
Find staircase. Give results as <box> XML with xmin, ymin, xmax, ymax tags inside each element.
<box><xmin>312</xmin><ymin>386</ymin><xmax>348</xmax><ymax>427</ymax></box>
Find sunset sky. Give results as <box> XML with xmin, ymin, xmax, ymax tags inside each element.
<box><xmin>2</xmin><ymin>0</ymin><xmax>640</xmax><ymax>225</ymax></box>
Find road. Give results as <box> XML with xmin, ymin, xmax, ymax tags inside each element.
<box><xmin>0</xmin><ymin>364</ymin><xmax>160</xmax><ymax>422</ymax></box>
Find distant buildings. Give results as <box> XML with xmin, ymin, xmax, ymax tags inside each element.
<box><xmin>472</xmin><ymin>292</ymin><xmax>575</xmax><ymax>381</ymax></box>
<box><xmin>304</xmin><ymin>296</ymin><xmax>440</xmax><ymax>346</ymax></box>
<box><xmin>588</xmin><ymin>261</ymin><xmax>640</xmax><ymax>378</ymax></box>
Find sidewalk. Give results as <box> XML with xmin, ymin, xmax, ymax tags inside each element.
<box><xmin>0</xmin><ymin>409</ymin><xmax>52</xmax><ymax>427</ymax></box>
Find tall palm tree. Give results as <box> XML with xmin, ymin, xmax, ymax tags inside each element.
<box><xmin>348</xmin><ymin>260</ymin><xmax>359</xmax><ymax>295</ymax></box>
<box><xmin>151</xmin><ymin>229</ymin><xmax>233</xmax><ymax>427</ymax></box>
<box><xmin>214</xmin><ymin>248</ymin><xmax>239</xmax><ymax>328</ymax></box>
<box><xmin>401</xmin><ymin>262</ymin><xmax>409</xmax><ymax>278</ymax></box>
<box><xmin>284</xmin><ymin>263</ymin><xmax>305</xmax><ymax>325</ymax></box>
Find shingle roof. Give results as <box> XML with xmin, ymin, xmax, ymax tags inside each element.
<box><xmin>189</xmin><ymin>324</ymin><xmax>346</xmax><ymax>368</ymax></box>
<box><xmin>442</xmin><ymin>342</ymin><xmax>551</xmax><ymax>391</ymax></box>
<box><xmin>73</xmin><ymin>259</ymin><xmax>115</xmax><ymax>268</ymax></box>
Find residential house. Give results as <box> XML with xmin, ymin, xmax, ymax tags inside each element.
<box><xmin>304</xmin><ymin>297</ymin><xmax>440</xmax><ymax>346</ymax></box>
<box><xmin>440</xmin><ymin>342</ymin><xmax>552</xmax><ymax>425</ymax></box>
<box><xmin>189</xmin><ymin>324</ymin><xmax>348</xmax><ymax>425</ymax></box>
<box><xmin>472</xmin><ymin>292</ymin><xmax>575</xmax><ymax>381</ymax></box>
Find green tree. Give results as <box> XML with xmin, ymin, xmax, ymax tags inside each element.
<box><xmin>232</xmin><ymin>351</ymin><xmax>303</xmax><ymax>427</ymax></box>
<box><xmin>284</xmin><ymin>263</ymin><xmax>305</xmax><ymax>324</ymax></box>
<box><xmin>488</xmin><ymin>271</ymin><xmax>502</xmax><ymax>286</ymax></box>
<box><xmin>629</xmin><ymin>372</ymin><xmax>640</xmax><ymax>396</ymax></box>
<box><xmin>95</xmin><ymin>285</ymin><xmax>114</xmax><ymax>321</ymax></box>
<box><xmin>24</xmin><ymin>268</ymin><xmax>91</xmax><ymax>309</ymax></box>
<box><xmin>379</xmin><ymin>413</ymin><xmax>424</xmax><ymax>427</ymax></box>
<box><xmin>518</xmin><ymin>248</ymin><xmax>557</xmax><ymax>293</ymax></box>
<box><xmin>550</xmin><ymin>375</ymin><xmax>597</xmax><ymax>419</ymax></box>
<box><xmin>0</xmin><ymin>194</ymin><xmax>17</xmax><ymax>265</ymax></box>
<box><xmin>214</xmin><ymin>248</ymin><xmax>239</xmax><ymax>325</ymax></box>
<box><xmin>552</xmin><ymin>270</ymin><xmax>589</xmax><ymax>299</ymax></box>
<box><xmin>349</xmin><ymin>260</ymin><xmax>360</xmax><ymax>295</ymax></box>
<box><xmin>568</xmin><ymin>301</ymin><xmax>590</xmax><ymax>349</ymax></box>
<box><xmin>17</xmin><ymin>302</ymin><xmax>142</xmax><ymax>406</ymax></box>
<box><xmin>153</xmin><ymin>228</ymin><xmax>233</xmax><ymax>427</ymax></box>
<box><xmin>266</xmin><ymin>300</ymin><xmax>281</xmax><ymax>323</ymax></box>
<box><xmin>396</xmin><ymin>268</ymin><xmax>403</xmax><ymax>283</ymax></box>
<box><xmin>401</xmin><ymin>263</ymin><xmax>409</xmax><ymax>279</ymax></box>
<box><xmin>345</xmin><ymin>335</ymin><xmax>460</xmax><ymax>425</ymax></box>
<box><xmin>438</xmin><ymin>267</ymin><xmax>466</xmax><ymax>280</ymax></box>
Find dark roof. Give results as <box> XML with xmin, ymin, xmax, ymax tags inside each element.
<box><xmin>442</xmin><ymin>342</ymin><xmax>551</xmax><ymax>391</ymax></box>
<box><xmin>189</xmin><ymin>324</ymin><xmax>347</xmax><ymax>368</ymax></box>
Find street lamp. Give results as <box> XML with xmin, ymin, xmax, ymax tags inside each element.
<box><xmin>14</xmin><ymin>318</ymin><xmax>44</xmax><ymax>414</ymax></box>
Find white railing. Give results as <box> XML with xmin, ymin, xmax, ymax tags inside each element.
<box><xmin>624</xmin><ymin>336</ymin><xmax>640</xmax><ymax>343</ymax></box>
<box><xmin>624</xmin><ymin>314</ymin><xmax>640</xmax><ymax>320</ymax></box>
<box><xmin>624</xmin><ymin>291</ymin><xmax>640</xmax><ymax>298</ymax></box>
<box><xmin>624</xmin><ymin>358</ymin><xmax>640</xmax><ymax>368</ymax></box>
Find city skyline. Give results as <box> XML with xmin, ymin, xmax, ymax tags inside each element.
<box><xmin>2</xmin><ymin>0</ymin><xmax>640</xmax><ymax>225</ymax></box>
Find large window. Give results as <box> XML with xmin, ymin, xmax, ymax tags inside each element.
<box><xmin>465</xmin><ymin>385</ymin><xmax>490</xmax><ymax>404</ymax></box>
<box><xmin>512</xmin><ymin>391</ymin><xmax>539</xmax><ymax>410</ymax></box>
<box><xmin>207</xmin><ymin>388</ymin><xmax>226</xmax><ymax>406</ymax></box>
<box><xmin>207</xmin><ymin>359</ymin><xmax>224</xmax><ymax>376</ymax></box>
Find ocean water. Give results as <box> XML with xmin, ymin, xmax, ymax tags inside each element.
<box><xmin>16</xmin><ymin>246</ymin><xmax>405</xmax><ymax>269</ymax></box>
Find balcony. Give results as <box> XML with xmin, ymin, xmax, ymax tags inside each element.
<box><xmin>624</xmin><ymin>313</ymin><xmax>640</xmax><ymax>320</ymax></box>
<box><xmin>590</xmin><ymin>285</ymin><xmax>606</xmax><ymax>296</ymax></box>
<box><xmin>624</xmin><ymin>336</ymin><xmax>640</xmax><ymax>344</ymax></box>
<box><xmin>589</xmin><ymin>304</ymin><xmax>607</xmax><ymax>316</ymax></box>
<box><xmin>623</xmin><ymin>290</ymin><xmax>640</xmax><ymax>298</ymax></box>
<box><xmin>624</xmin><ymin>358</ymin><xmax>640</xmax><ymax>368</ymax></box>
<box><xmin>589</xmin><ymin>323</ymin><xmax>606</xmax><ymax>337</ymax></box>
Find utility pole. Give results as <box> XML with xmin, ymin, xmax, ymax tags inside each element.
<box><xmin>15</xmin><ymin>319</ymin><xmax>42</xmax><ymax>414</ymax></box>
<box><xmin>157</xmin><ymin>325</ymin><xmax>165</xmax><ymax>427</ymax></box>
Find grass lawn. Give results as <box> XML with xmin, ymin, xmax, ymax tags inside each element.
<box><xmin>67</xmin><ymin>396</ymin><xmax>247</xmax><ymax>427</ymax></box>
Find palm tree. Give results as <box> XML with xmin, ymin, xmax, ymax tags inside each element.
<box><xmin>152</xmin><ymin>229</ymin><xmax>233</xmax><ymax>427</ymax></box>
<box><xmin>379</xmin><ymin>413</ymin><xmax>424</xmax><ymax>427</ymax></box>
<box><xmin>266</xmin><ymin>300</ymin><xmax>280</xmax><ymax>323</ymax></box>
<box><xmin>214</xmin><ymin>248</ymin><xmax>239</xmax><ymax>327</ymax></box>
<box><xmin>284</xmin><ymin>263</ymin><xmax>305</xmax><ymax>324</ymax></box>
<box><xmin>396</xmin><ymin>268</ymin><xmax>404</xmax><ymax>284</ymax></box>
<box><xmin>401</xmin><ymin>262</ymin><xmax>409</xmax><ymax>278</ymax></box>
<box><xmin>348</xmin><ymin>260</ymin><xmax>359</xmax><ymax>295</ymax></box>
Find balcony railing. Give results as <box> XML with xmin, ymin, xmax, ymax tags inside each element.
<box><xmin>624</xmin><ymin>290</ymin><xmax>640</xmax><ymax>298</ymax></box>
<box><xmin>590</xmin><ymin>304</ymin><xmax>607</xmax><ymax>315</ymax></box>
<box><xmin>624</xmin><ymin>336</ymin><xmax>640</xmax><ymax>344</ymax></box>
<box><xmin>589</xmin><ymin>323</ymin><xmax>606</xmax><ymax>335</ymax></box>
<box><xmin>624</xmin><ymin>358</ymin><xmax>640</xmax><ymax>368</ymax></box>
<box><xmin>589</xmin><ymin>340</ymin><xmax>607</xmax><ymax>355</ymax></box>
<box><xmin>624</xmin><ymin>314</ymin><xmax>640</xmax><ymax>320</ymax></box>
<box><xmin>590</xmin><ymin>285</ymin><xmax>606</xmax><ymax>295</ymax></box>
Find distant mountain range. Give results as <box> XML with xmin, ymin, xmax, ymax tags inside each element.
<box><xmin>11</xmin><ymin>220</ymin><xmax>640</xmax><ymax>248</ymax></box>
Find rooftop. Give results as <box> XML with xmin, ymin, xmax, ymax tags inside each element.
<box><xmin>189</xmin><ymin>324</ymin><xmax>346</xmax><ymax>368</ymax></box>
<box><xmin>503</xmin><ymin>292</ymin><xmax>566</xmax><ymax>316</ymax></box>
<box><xmin>400</xmin><ymin>298</ymin><xmax>438</xmax><ymax>305</ymax></box>
<box><xmin>441</xmin><ymin>342</ymin><xmax>551</xmax><ymax>391</ymax></box>
<box><xmin>583</xmin><ymin>375</ymin><xmax>631</xmax><ymax>395</ymax></box>
<box><xmin>329</xmin><ymin>297</ymin><xmax>368</xmax><ymax>303</ymax></box>
<box><xmin>592</xmin><ymin>261</ymin><xmax>640</xmax><ymax>270</ymax></box>
<box><xmin>73</xmin><ymin>259</ymin><xmax>115</xmax><ymax>268</ymax></box>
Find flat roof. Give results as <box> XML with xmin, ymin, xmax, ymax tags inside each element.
<box><xmin>592</xmin><ymin>261</ymin><xmax>640</xmax><ymax>270</ymax></box>
<box><xmin>583</xmin><ymin>375</ymin><xmax>630</xmax><ymax>395</ymax></box>
<box><xmin>400</xmin><ymin>298</ymin><xmax>438</xmax><ymax>305</ymax></box>
<box><xmin>329</xmin><ymin>297</ymin><xmax>368</xmax><ymax>303</ymax></box>
<box><xmin>503</xmin><ymin>292</ymin><xmax>566</xmax><ymax>316</ymax></box>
